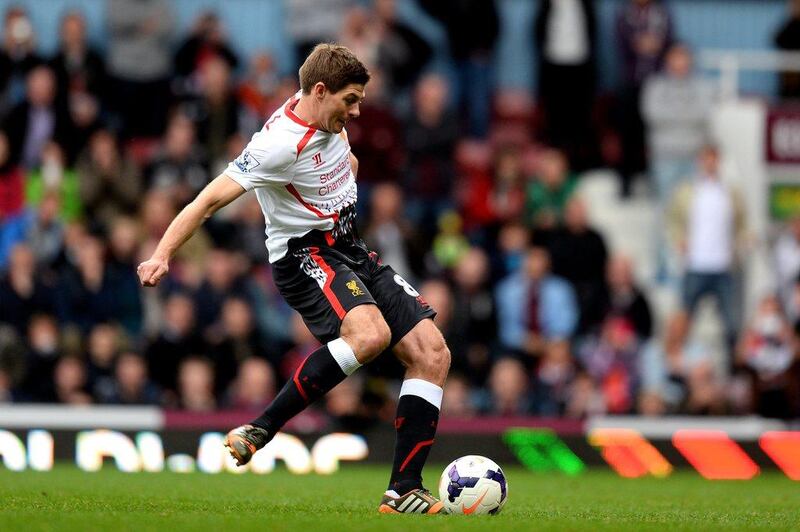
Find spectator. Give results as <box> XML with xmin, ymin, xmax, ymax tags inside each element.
<box><xmin>225</xmin><ymin>357</ymin><xmax>276</xmax><ymax>410</ymax></box>
<box><xmin>534</xmin><ymin>340</ymin><xmax>577</xmax><ymax>416</ymax></box>
<box><xmin>482</xmin><ymin>357</ymin><xmax>531</xmax><ymax>415</ymax></box>
<box><xmin>106</xmin><ymin>0</ymin><xmax>173</xmax><ymax>137</ymax></box>
<box><xmin>578</xmin><ymin>316</ymin><xmax>641</xmax><ymax>414</ymax></box>
<box><xmin>107</xmin><ymin>216</ymin><xmax>141</xmax><ymax>272</ymax></box>
<box><xmin>454</xmin><ymin>140</ymin><xmax>496</xmax><ymax>236</ymax></box>
<box><xmin>56</xmin><ymin>235</ymin><xmax>142</xmax><ymax>334</ymax></box>
<box><xmin>773</xmin><ymin>215</ymin><xmax>800</xmax><ymax>319</ymax></box>
<box><xmin>535</xmin><ymin>0</ymin><xmax>598</xmax><ymax>169</ymax></box>
<box><xmin>403</xmin><ymin>74</ymin><xmax>458</xmax><ymax>229</ymax></box>
<box><xmin>2</xmin><ymin>66</ymin><xmax>72</xmax><ymax>169</ymax></box>
<box><xmin>524</xmin><ymin>148</ymin><xmax>578</xmax><ymax>230</ymax></box>
<box><xmin>641</xmin><ymin>311</ymin><xmax>723</xmax><ymax>414</ymax></box>
<box><xmin>145</xmin><ymin>292</ymin><xmax>206</xmax><ymax>393</ymax></box>
<box><xmin>76</xmin><ymin>129</ymin><xmax>142</xmax><ymax>229</ymax></box>
<box><xmin>343</xmin><ymin>68</ymin><xmax>405</xmax><ymax>191</ymax></box>
<box><xmin>18</xmin><ymin>314</ymin><xmax>61</xmax><ymax>401</ymax></box>
<box><xmin>495</xmin><ymin>246</ymin><xmax>578</xmax><ymax>356</ymax></box>
<box><xmin>25</xmin><ymin>141</ymin><xmax>82</xmax><ymax>222</ymax></box>
<box><xmin>775</xmin><ymin>0</ymin><xmax>800</xmax><ymax>98</ymax></box>
<box><xmin>279</xmin><ymin>313</ymin><xmax>319</xmax><ymax>383</ymax></box>
<box><xmin>49</xmin><ymin>11</ymin><xmax>107</xmax><ymax>108</ymax></box>
<box><xmin>546</xmin><ymin>197</ymin><xmax>608</xmax><ymax>333</ymax></box>
<box><xmin>0</xmin><ymin>188</ymin><xmax>64</xmax><ymax>271</ymax></box>
<box><xmin>448</xmin><ymin>247</ymin><xmax>497</xmax><ymax>385</ymax></box>
<box><xmin>206</xmin><ymin>296</ymin><xmax>267</xmax><ymax>393</ymax></box>
<box><xmin>374</xmin><ymin>0</ymin><xmax>433</xmax><ymax>97</ymax></box>
<box><xmin>53</xmin><ymin>355</ymin><xmax>92</xmax><ymax>404</ymax></box>
<box><xmin>338</xmin><ymin>6</ymin><xmax>381</xmax><ymax>70</ymax></box>
<box><xmin>614</xmin><ymin>0</ymin><xmax>674</xmax><ymax>196</ymax></box>
<box><xmin>0</xmin><ymin>130</ymin><xmax>24</xmax><ymax>220</ymax></box>
<box><xmin>601</xmin><ymin>255</ymin><xmax>653</xmax><ymax>340</ymax></box>
<box><xmin>430</xmin><ymin>210</ymin><xmax>470</xmax><ymax>272</ymax></box>
<box><xmin>176</xmin><ymin>356</ymin><xmax>216</xmax><ymax>411</ymax></box>
<box><xmin>173</xmin><ymin>11</ymin><xmax>239</xmax><ymax>97</ymax></box>
<box><xmin>495</xmin><ymin>222</ymin><xmax>531</xmax><ymax>280</ymax></box>
<box><xmin>0</xmin><ymin>244</ymin><xmax>55</xmax><ymax>336</ymax></box>
<box><xmin>49</xmin><ymin>11</ymin><xmax>106</xmax><ymax>162</ymax></box>
<box><xmin>0</xmin><ymin>326</ymin><xmax>25</xmax><ymax>402</ymax></box>
<box><xmin>194</xmin><ymin>248</ymin><xmax>251</xmax><ymax>332</ymax></box>
<box><xmin>420</xmin><ymin>0</ymin><xmax>499</xmax><ymax>138</ymax></box>
<box><xmin>237</xmin><ymin>52</ymin><xmax>281</xmax><ymax>132</ymax></box>
<box><xmin>20</xmin><ymin>190</ymin><xmax>65</xmax><ymax>269</ymax></box>
<box><xmin>362</xmin><ymin>182</ymin><xmax>419</xmax><ymax>282</ymax></box>
<box><xmin>325</xmin><ymin>374</ymin><xmax>371</xmax><ymax>430</ymax></box>
<box><xmin>85</xmin><ymin>321</ymin><xmax>123</xmax><ymax>400</ymax></box>
<box><xmin>98</xmin><ymin>352</ymin><xmax>161</xmax><ymax>405</ymax></box>
<box><xmin>738</xmin><ymin>295</ymin><xmax>800</xmax><ymax>419</ymax></box>
<box><xmin>146</xmin><ymin>113</ymin><xmax>209</xmax><ymax>207</ymax></box>
<box><xmin>441</xmin><ymin>373</ymin><xmax>476</xmax><ymax>418</ymax></box>
<box><xmin>489</xmin><ymin>146</ymin><xmax>526</xmax><ymax>225</ymax></box>
<box><xmin>0</xmin><ymin>7</ymin><xmax>44</xmax><ymax>111</ymax></box>
<box><xmin>286</xmin><ymin>0</ymin><xmax>354</xmax><ymax>69</ymax></box>
<box><xmin>642</xmin><ymin>43</ymin><xmax>715</xmax><ymax>203</ymax></box>
<box><xmin>668</xmin><ymin>145</ymin><xmax>746</xmax><ymax>369</ymax></box>
<box><xmin>184</xmin><ymin>55</ymin><xmax>240</xmax><ymax>170</ymax></box>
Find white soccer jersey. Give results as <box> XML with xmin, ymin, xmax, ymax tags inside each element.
<box><xmin>226</xmin><ymin>92</ymin><xmax>358</xmax><ymax>262</ymax></box>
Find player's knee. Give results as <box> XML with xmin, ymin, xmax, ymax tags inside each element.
<box><xmin>432</xmin><ymin>340</ymin><xmax>451</xmax><ymax>376</ymax></box>
<box><xmin>363</xmin><ymin>319</ymin><xmax>391</xmax><ymax>358</ymax></box>
<box><xmin>418</xmin><ymin>337</ymin><xmax>450</xmax><ymax>381</ymax></box>
<box><xmin>346</xmin><ymin>316</ymin><xmax>391</xmax><ymax>362</ymax></box>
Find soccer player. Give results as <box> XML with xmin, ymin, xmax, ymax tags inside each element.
<box><xmin>137</xmin><ymin>44</ymin><xmax>450</xmax><ymax>514</ymax></box>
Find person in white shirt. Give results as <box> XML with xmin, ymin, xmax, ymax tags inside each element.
<box><xmin>668</xmin><ymin>145</ymin><xmax>746</xmax><ymax>370</ymax></box>
<box><xmin>136</xmin><ymin>44</ymin><xmax>449</xmax><ymax>514</ymax></box>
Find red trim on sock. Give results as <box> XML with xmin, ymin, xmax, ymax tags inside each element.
<box><xmin>398</xmin><ymin>439</ymin><xmax>434</xmax><ymax>472</ymax></box>
<box><xmin>309</xmin><ymin>251</ymin><xmax>346</xmax><ymax>319</ymax></box>
<box><xmin>293</xmin><ymin>356</ymin><xmax>310</xmax><ymax>403</ymax></box>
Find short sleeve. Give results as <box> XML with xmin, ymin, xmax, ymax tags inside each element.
<box><xmin>225</xmin><ymin>133</ymin><xmax>295</xmax><ymax>190</ymax></box>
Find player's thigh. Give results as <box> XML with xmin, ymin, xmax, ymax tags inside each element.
<box><xmin>273</xmin><ymin>246</ymin><xmax>375</xmax><ymax>344</ymax></box>
<box><xmin>364</xmin><ymin>265</ymin><xmax>436</xmax><ymax>350</ymax></box>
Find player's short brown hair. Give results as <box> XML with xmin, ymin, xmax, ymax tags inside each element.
<box><xmin>299</xmin><ymin>43</ymin><xmax>370</xmax><ymax>95</ymax></box>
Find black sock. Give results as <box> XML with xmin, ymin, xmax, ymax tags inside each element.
<box><xmin>388</xmin><ymin>394</ymin><xmax>440</xmax><ymax>494</ymax></box>
<box><xmin>251</xmin><ymin>344</ymin><xmax>347</xmax><ymax>433</ymax></box>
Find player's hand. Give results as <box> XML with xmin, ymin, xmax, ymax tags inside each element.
<box><xmin>137</xmin><ymin>257</ymin><xmax>169</xmax><ymax>287</ymax></box>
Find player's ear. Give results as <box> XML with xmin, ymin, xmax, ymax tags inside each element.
<box><xmin>313</xmin><ymin>82</ymin><xmax>327</xmax><ymax>100</ymax></box>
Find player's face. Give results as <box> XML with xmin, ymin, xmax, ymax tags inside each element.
<box><xmin>321</xmin><ymin>83</ymin><xmax>365</xmax><ymax>133</ymax></box>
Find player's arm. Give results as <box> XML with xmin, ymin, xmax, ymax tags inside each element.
<box><xmin>137</xmin><ymin>173</ymin><xmax>246</xmax><ymax>287</ymax></box>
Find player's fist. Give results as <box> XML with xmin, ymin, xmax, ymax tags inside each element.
<box><xmin>137</xmin><ymin>257</ymin><xmax>169</xmax><ymax>287</ymax></box>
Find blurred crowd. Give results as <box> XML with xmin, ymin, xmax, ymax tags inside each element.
<box><xmin>1</xmin><ymin>0</ymin><xmax>800</xmax><ymax>427</ymax></box>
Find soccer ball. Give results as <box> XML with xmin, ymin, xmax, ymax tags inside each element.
<box><xmin>438</xmin><ymin>455</ymin><xmax>508</xmax><ymax>515</ymax></box>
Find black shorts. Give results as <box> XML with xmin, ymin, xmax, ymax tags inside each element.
<box><xmin>273</xmin><ymin>230</ymin><xmax>436</xmax><ymax>348</ymax></box>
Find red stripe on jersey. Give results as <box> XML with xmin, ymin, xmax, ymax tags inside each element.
<box><xmin>284</xmin><ymin>97</ymin><xmax>317</xmax><ymax>129</ymax></box>
<box><xmin>296</xmin><ymin>127</ymin><xmax>316</xmax><ymax>159</ymax></box>
<box><xmin>309</xmin><ymin>251</ymin><xmax>346</xmax><ymax>319</ymax></box>
<box><xmin>285</xmin><ymin>184</ymin><xmax>340</xmax><ymax>223</ymax></box>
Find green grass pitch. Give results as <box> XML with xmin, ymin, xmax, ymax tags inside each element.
<box><xmin>1</xmin><ymin>465</ymin><xmax>799</xmax><ymax>531</ymax></box>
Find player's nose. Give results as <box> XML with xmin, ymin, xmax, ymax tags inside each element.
<box><xmin>349</xmin><ymin>104</ymin><xmax>360</xmax><ymax>119</ymax></box>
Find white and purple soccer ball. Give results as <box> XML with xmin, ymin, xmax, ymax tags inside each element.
<box><xmin>438</xmin><ymin>455</ymin><xmax>508</xmax><ymax>515</ymax></box>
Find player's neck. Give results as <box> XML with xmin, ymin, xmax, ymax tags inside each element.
<box><xmin>293</xmin><ymin>96</ymin><xmax>322</xmax><ymax>129</ymax></box>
